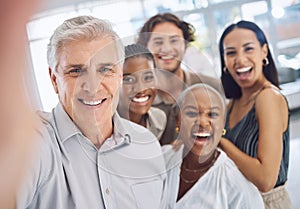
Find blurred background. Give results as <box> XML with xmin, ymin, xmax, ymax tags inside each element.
<box><xmin>25</xmin><ymin>0</ymin><xmax>300</xmax><ymax>112</ymax></box>
<box><xmin>24</xmin><ymin>0</ymin><xmax>300</xmax><ymax>207</ymax></box>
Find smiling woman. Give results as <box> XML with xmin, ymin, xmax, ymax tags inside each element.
<box><xmin>219</xmin><ymin>20</ymin><xmax>293</xmax><ymax>209</ymax></box>
<box><xmin>163</xmin><ymin>83</ymin><xmax>265</xmax><ymax>209</ymax></box>
<box><xmin>118</xmin><ymin>44</ymin><xmax>167</xmax><ymax>140</ymax></box>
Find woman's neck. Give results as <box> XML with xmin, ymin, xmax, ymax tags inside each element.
<box><xmin>117</xmin><ymin>106</ymin><xmax>146</xmax><ymax>127</ymax></box>
<box><xmin>182</xmin><ymin>149</ymin><xmax>219</xmax><ymax>171</ymax></box>
<box><xmin>240</xmin><ymin>79</ymin><xmax>271</xmax><ymax>104</ymax></box>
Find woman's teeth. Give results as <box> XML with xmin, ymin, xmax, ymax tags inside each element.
<box><xmin>132</xmin><ymin>96</ymin><xmax>149</xmax><ymax>103</ymax></box>
<box><xmin>193</xmin><ymin>132</ymin><xmax>211</xmax><ymax>138</ymax></box>
<box><xmin>237</xmin><ymin>66</ymin><xmax>252</xmax><ymax>73</ymax></box>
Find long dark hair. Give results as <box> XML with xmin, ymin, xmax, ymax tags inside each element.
<box><xmin>136</xmin><ymin>13</ymin><xmax>195</xmax><ymax>47</ymax></box>
<box><xmin>218</xmin><ymin>20</ymin><xmax>279</xmax><ymax>99</ymax></box>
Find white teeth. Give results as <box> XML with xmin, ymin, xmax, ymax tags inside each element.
<box><xmin>237</xmin><ymin>66</ymin><xmax>252</xmax><ymax>73</ymax></box>
<box><xmin>193</xmin><ymin>132</ymin><xmax>211</xmax><ymax>137</ymax></box>
<box><xmin>132</xmin><ymin>96</ymin><xmax>149</xmax><ymax>103</ymax></box>
<box><xmin>160</xmin><ymin>55</ymin><xmax>174</xmax><ymax>60</ymax></box>
<box><xmin>82</xmin><ymin>99</ymin><xmax>103</xmax><ymax>106</ymax></box>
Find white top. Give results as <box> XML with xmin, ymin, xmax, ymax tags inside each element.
<box><xmin>17</xmin><ymin>104</ymin><xmax>167</xmax><ymax>209</ymax></box>
<box><xmin>163</xmin><ymin>145</ymin><xmax>265</xmax><ymax>209</ymax></box>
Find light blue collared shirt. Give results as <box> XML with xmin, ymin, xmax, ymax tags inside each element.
<box><xmin>18</xmin><ymin>104</ymin><xmax>167</xmax><ymax>209</ymax></box>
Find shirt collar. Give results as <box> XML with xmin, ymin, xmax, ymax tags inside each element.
<box><xmin>99</xmin><ymin>113</ymin><xmax>131</xmax><ymax>153</ymax></box>
<box><xmin>53</xmin><ymin>103</ymin><xmax>81</xmax><ymax>143</ymax></box>
<box><xmin>53</xmin><ymin>104</ymin><xmax>131</xmax><ymax>151</ymax></box>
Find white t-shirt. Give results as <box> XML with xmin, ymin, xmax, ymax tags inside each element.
<box><xmin>163</xmin><ymin>145</ymin><xmax>264</xmax><ymax>209</ymax></box>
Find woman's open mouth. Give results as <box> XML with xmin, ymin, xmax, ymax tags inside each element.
<box><xmin>192</xmin><ymin>132</ymin><xmax>212</xmax><ymax>145</ymax></box>
<box><xmin>236</xmin><ymin>66</ymin><xmax>253</xmax><ymax>80</ymax></box>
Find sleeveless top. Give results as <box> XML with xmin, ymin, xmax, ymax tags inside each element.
<box><xmin>224</xmin><ymin>87</ymin><xmax>290</xmax><ymax>188</ymax></box>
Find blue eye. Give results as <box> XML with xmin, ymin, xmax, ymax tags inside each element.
<box><xmin>67</xmin><ymin>68</ymin><xmax>83</xmax><ymax>77</ymax></box>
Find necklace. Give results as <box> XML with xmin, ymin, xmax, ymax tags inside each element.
<box><xmin>180</xmin><ymin>150</ymin><xmax>219</xmax><ymax>184</ymax></box>
<box><xmin>180</xmin><ymin>172</ymin><xmax>199</xmax><ymax>184</ymax></box>
<box><xmin>181</xmin><ymin>150</ymin><xmax>219</xmax><ymax>173</ymax></box>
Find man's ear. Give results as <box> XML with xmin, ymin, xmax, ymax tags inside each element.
<box><xmin>49</xmin><ymin>67</ymin><xmax>59</xmax><ymax>94</ymax></box>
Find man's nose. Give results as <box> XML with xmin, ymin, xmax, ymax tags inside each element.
<box><xmin>81</xmin><ymin>74</ymin><xmax>102</xmax><ymax>95</ymax></box>
<box><xmin>160</xmin><ymin>40</ymin><xmax>172</xmax><ymax>53</ymax></box>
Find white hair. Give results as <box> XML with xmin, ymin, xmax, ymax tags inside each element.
<box><xmin>47</xmin><ymin>15</ymin><xmax>124</xmax><ymax>71</ymax></box>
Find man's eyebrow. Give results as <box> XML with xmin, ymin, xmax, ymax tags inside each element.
<box><xmin>63</xmin><ymin>64</ymin><xmax>86</xmax><ymax>72</ymax></box>
<box><xmin>65</xmin><ymin>64</ymin><xmax>85</xmax><ymax>69</ymax></box>
<box><xmin>169</xmin><ymin>35</ymin><xmax>181</xmax><ymax>39</ymax></box>
<box><xmin>96</xmin><ymin>63</ymin><xmax>115</xmax><ymax>67</ymax></box>
<box><xmin>183</xmin><ymin>105</ymin><xmax>222</xmax><ymax>110</ymax></box>
<box><xmin>152</xmin><ymin>37</ymin><xmax>163</xmax><ymax>41</ymax></box>
<box><xmin>123</xmin><ymin>73</ymin><xmax>132</xmax><ymax>76</ymax></box>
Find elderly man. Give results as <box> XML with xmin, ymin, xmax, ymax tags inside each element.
<box><xmin>18</xmin><ymin>16</ymin><xmax>166</xmax><ymax>209</ymax></box>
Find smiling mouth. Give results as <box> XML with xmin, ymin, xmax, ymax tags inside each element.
<box><xmin>158</xmin><ymin>54</ymin><xmax>175</xmax><ymax>60</ymax></box>
<box><xmin>192</xmin><ymin>132</ymin><xmax>212</xmax><ymax>142</ymax></box>
<box><xmin>78</xmin><ymin>98</ymin><xmax>106</xmax><ymax>106</ymax></box>
<box><xmin>131</xmin><ymin>95</ymin><xmax>150</xmax><ymax>103</ymax></box>
<box><xmin>236</xmin><ymin>66</ymin><xmax>253</xmax><ymax>75</ymax></box>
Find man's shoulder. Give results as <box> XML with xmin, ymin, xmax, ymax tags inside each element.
<box><xmin>184</xmin><ymin>70</ymin><xmax>224</xmax><ymax>94</ymax></box>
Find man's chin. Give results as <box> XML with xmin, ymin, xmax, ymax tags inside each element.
<box><xmin>158</xmin><ymin>64</ymin><xmax>181</xmax><ymax>74</ymax></box>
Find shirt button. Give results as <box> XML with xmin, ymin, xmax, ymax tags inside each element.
<box><xmin>105</xmin><ymin>188</ymin><xmax>110</xmax><ymax>195</ymax></box>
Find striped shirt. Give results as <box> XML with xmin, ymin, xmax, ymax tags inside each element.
<box><xmin>224</xmin><ymin>90</ymin><xmax>290</xmax><ymax>188</ymax></box>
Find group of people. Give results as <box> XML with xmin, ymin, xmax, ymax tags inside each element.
<box><xmin>1</xmin><ymin>3</ymin><xmax>293</xmax><ymax>208</ymax></box>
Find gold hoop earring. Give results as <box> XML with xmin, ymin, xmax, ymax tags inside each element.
<box><xmin>263</xmin><ymin>57</ymin><xmax>269</xmax><ymax>66</ymax></box>
<box><xmin>222</xmin><ymin>129</ymin><xmax>226</xmax><ymax>136</ymax></box>
<box><xmin>175</xmin><ymin>126</ymin><xmax>180</xmax><ymax>134</ymax></box>
<box><xmin>223</xmin><ymin>67</ymin><xmax>228</xmax><ymax>74</ymax></box>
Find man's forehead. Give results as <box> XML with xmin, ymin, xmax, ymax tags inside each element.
<box><xmin>91</xmin><ymin>43</ymin><xmax>120</xmax><ymax>61</ymax></box>
<box><xmin>60</xmin><ymin>38</ymin><xmax>121</xmax><ymax>66</ymax></box>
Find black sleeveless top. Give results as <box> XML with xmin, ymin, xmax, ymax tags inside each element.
<box><xmin>224</xmin><ymin>87</ymin><xmax>290</xmax><ymax>188</ymax></box>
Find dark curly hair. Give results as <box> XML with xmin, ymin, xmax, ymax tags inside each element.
<box><xmin>136</xmin><ymin>13</ymin><xmax>195</xmax><ymax>47</ymax></box>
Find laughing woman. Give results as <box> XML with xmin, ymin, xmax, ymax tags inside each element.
<box><xmin>163</xmin><ymin>84</ymin><xmax>264</xmax><ymax>209</ymax></box>
<box><xmin>118</xmin><ymin>44</ymin><xmax>167</xmax><ymax>140</ymax></box>
<box><xmin>218</xmin><ymin>20</ymin><xmax>292</xmax><ymax>209</ymax></box>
